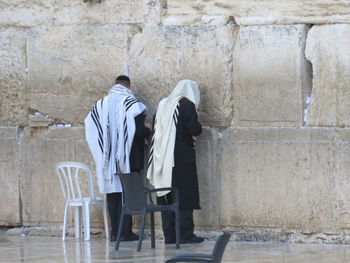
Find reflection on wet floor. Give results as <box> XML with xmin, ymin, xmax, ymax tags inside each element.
<box><xmin>1</xmin><ymin>235</ymin><xmax>350</xmax><ymax>262</ymax></box>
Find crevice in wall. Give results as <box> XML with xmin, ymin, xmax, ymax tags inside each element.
<box><xmin>125</xmin><ymin>24</ymin><xmax>143</xmax><ymax>77</ymax></box>
<box><xmin>28</xmin><ymin>108</ymin><xmax>73</xmax><ymax>127</ymax></box>
<box><xmin>48</xmin><ymin>123</ymin><xmax>72</xmax><ymax>128</ymax></box>
<box><xmin>302</xmin><ymin>24</ymin><xmax>314</xmax><ymax>127</ymax></box>
<box><xmin>16</xmin><ymin>126</ymin><xmax>24</xmax><ymax>226</ymax></box>
<box><xmin>229</xmin><ymin>24</ymin><xmax>240</xmax><ymax>127</ymax></box>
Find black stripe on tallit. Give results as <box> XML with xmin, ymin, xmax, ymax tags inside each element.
<box><xmin>126</xmin><ymin>100</ymin><xmax>138</xmax><ymax>111</ymax></box>
<box><xmin>124</xmin><ymin>98</ymin><xmax>138</xmax><ymax>108</ymax></box>
<box><xmin>92</xmin><ymin>112</ymin><xmax>103</xmax><ymax>150</ymax></box>
<box><xmin>91</xmin><ymin>104</ymin><xmax>103</xmax><ymax>136</ymax></box>
<box><xmin>91</xmin><ymin>106</ymin><xmax>103</xmax><ymax>152</ymax></box>
<box><xmin>123</xmin><ymin>117</ymin><xmax>128</xmax><ymax>163</ymax></box>
<box><xmin>148</xmin><ymin>118</ymin><xmax>156</xmax><ymax>167</ymax></box>
<box><xmin>173</xmin><ymin>103</ymin><xmax>180</xmax><ymax>127</ymax></box>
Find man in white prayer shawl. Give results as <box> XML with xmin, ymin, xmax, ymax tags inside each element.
<box><xmin>85</xmin><ymin>75</ymin><xmax>151</xmax><ymax>242</ymax></box>
<box><xmin>147</xmin><ymin>79</ymin><xmax>204</xmax><ymax>244</ymax></box>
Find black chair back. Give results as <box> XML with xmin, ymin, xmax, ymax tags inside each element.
<box><xmin>212</xmin><ymin>231</ymin><xmax>231</xmax><ymax>263</ymax></box>
<box><xmin>119</xmin><ymin>173</ymin><xmax>146</xmax><ymax>212</ymax></box>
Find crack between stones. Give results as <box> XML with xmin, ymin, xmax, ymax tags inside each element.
<box><xmin>16</xmin><ymin>126</ymin><xmax>24</xmax><ymax>226</ymax></box>
<box><xmin>302</xmin><ymin>24</ymin><xmax>314</xmax><ymax>127</ymax></box>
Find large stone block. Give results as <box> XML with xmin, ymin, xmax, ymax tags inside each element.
<box><xmin>219</xmin><ymin>128</ymin><xmax>334</xmax><ymax>233</ymax></box>
<box><xmin>163</xmin><ymin>0</ymin><xmax>350</xmax><ymax>26</ymax></box>
<box><xmin>27</xmin><ymin>25</ymin><xmax>129</xmax><ymax>125</ymax></box>
<box><xmin>0</xmin><ymin>0</ymin><xmax>53</xmax><ymax>27</ymax></box>
<box><xmin>0</xmin><ymin>127</ymin><xmax>21</xmax><ymax>225</ymax></box>
<box><xmin>52</xmin><ymin>0</ymin><xmax>145</xmax><ymax>26</ymax></box>
<box><xmin>129</xmin><ymin>25</ymin><xmax>236</xmax><ymax>126</ymax></box>
<box><xmin>332</xmin><ymin>129</ymin><xmax>350</xmax><ymax>233</ymax></box>
<box><xmin>194</xmin><ymin>128</ymin><xmax>220</xmax><ymax>228</ymax></box>
<box><xmin>20</xmin><ymin>126</ymin><xmax>104</xmax><ymax>227</ymax></box>
<box><xmin>233</xmin><ymin>25</ymin><xmax>311</xmax><ymax>126</ymax></box>
<box><xmin>0</xmin><ymin>29</ymin><xmax>27</xmax><ymax>125</ymax></box>
<box><xmin>0</xmin><ymin>0</ymin><xmax>147</xmax><ymax>27</ymax></box>
<box><xmin>305</xmin><ymin>24</ymin><xmax>350</xmax><ymax>127</ymax></box>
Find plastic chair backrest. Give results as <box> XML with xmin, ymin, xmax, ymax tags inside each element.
<box><xmin>212</xmin><ymin>231</ymin><xmax>231</xmax><ymax>263</ymax></box>
<box><xmin>119</xmin><ymin>173</ymin><xmax>146</xmax><ymax>212</ymax></box>
<box><xmin>56</xmin><ymin>162</ymin><xmax>95</xmax><ymax>201</ymax></box>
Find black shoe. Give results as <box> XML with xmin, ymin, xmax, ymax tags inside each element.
<box><xmin>181</xmin><ymin>235</ymin><xmax>205</xmax><ymax>244</ymax></box>
<box><xmin>165</xmin><ymin>235</ymin><xmax>205</xmax><ymax>244</ymax></box>
<box><xmin>165</xmin><ymin>238</ymin><xmax>176</xmax><ymax>244</ymax></box>
<box><xmin>110</xmin><ymin>235</ymin><xmax>117</xmax><ymax>241</ymax></box>
<box><xmin>120</xmin><ymin>233</ymin><xmax>139</xmax><ymax>242</ymax></box>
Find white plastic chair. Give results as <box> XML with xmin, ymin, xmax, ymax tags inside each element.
<box><xmin>56</xmin><ymin>162</ymin><xmax>109</xmax><ymax>241</ymax></box>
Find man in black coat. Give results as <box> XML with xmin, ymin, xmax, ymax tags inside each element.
<box><xmin>148</xmin><ymin>80</ymin><xmax>204</xmax><ymax>244</ymax></box>
<box><xmin>157</xmin><ymin>97</ymin><xmax>204</xmax><ymax>244</ymax></box>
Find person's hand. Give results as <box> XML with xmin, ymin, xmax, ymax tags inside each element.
<box><xmin>145</xmin><ymin>122</ymin><xmax>152</xmax><ymax>130</ymax></box>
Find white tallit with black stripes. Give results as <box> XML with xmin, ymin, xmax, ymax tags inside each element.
<box><xmin>147</xmin><ymin>80</ymin><xmax>200</xmax><ymax>196</ymax></box>
<box><xmin>85</xmin><ymin>84</ymin><xmax>147</xmax><ymax>194</ymax></box>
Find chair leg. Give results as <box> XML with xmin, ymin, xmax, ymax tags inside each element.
<box><xmin>103</xmin><ymin>199</ymin><xmax>109</xmax><ymax>239</ymax></box>
<box><xmin>137</xmin><ymin>211</ymin><xmax>147</xmax><ymax>252</ymax></box>
<box><xmin>175</xmin><ymin>208</ymin><xmax>180</xmax><ymax>249</ymax></box>
<box><xmin>150</xmin><ymin>212</ymin><xmax>155</xmax><ymax>249</ymax></box>
<box><xmin>115</xmin><ymin>209</ymin><xmax>125</xmax><ymax>251</ymax></box>
<box><xmin>83</xmin><ymin>201</ymin><xmax>91</xmax><ymax>241</ymax></box>
<box><xmin>80</xmin><ymin>207</ymin><xmax>83</xmax><ymax>238</ymax></box>
<box><xmin>74</xmin><ymin>207</ymin><xmax>80</xmax><ymax>239</ymax></box>
<box><xmin>62</xmin><ymin>203</ymin><xmax>69</xmax><ymax>241</ymax></box>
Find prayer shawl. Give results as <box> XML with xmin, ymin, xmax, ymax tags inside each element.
<box><xmin>147</xmin><ymin>80</ymin><xmax>200</xmax><ymax>196</ymax></box>
<box><xmin>85</xmin><ymin>84</ymin><xmax>147</xmax><ymax>194</ymax></box>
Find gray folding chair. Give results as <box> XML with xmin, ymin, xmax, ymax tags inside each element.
<box><xmin>165</xmin><ymin>231</ymin><xmax>231</xmax><ymax>263</ymax></box>
<box><xmin>115</xmin><ymin>172</ymin><xmax>180</xmax><ymax>252</ymax></box>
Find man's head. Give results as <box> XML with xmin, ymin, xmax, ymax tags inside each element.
<box><xmin>115</xmin><ymin>75</ymin><xmax>131</xmax><ymax>88</ymax></box>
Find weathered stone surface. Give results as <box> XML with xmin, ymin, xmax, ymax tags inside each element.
<box><xmin>0</xmin><ymin>29</ymin><xmax>27</xmax><ymax>125</ymax></box>
<box><xmin>0</xmin><ymin>127</ymin><xmax>21</xmax><ymax>225</ymax></box>
<box><xmin>52</xmin><ymin>0</ymin><xmax>145</xmax><ymax>26</ymax></box>
<box><xmin>0</xmin><ymin>0</ymin><xmax>147</xmax><ymax>27</ymax></box>
<box><xmin>129</xmin><ymin>25</ymin><xmax>236</xmax><ymax>126</ymax></box>
<box><xmin>233</xmin><ymin>25</ymin><xmax>311</xmax><ymax>126</ymax></box>
<box><xmin>20</xmin><ymin>127</ymin><xmax>104</xmax><ymax>227</ymax></box>
<box><xmin>27</xmin><ymin>25</ymin><xmax>128</xmax><ymax>125</ymax></box>
<box><xmin>0</xmin><ymin>0</ymin><xmax>53</xmax><ymax>27</ymax></box>
<box><xmin>194</xmin><ymin>128</ymin><xmax>220</xmax><ymax>228</ymax></box>
<box><xmin>332</xmin><ymin>129</ymin><xmax>350</xmax><ymax>233</ymax></box>
<box><xmin>164</xmin><ymin>0</ymin><xmax>350</xmax><ymax>26</ymax></box>
<box><xmin>305</xmin><ymin>24</ymin><xmax>350</xmax><ymax>127</ymax></box>
<box><xmin>143</xmin><ymin>0</ymin><xmax>165</xmax><ymax>26</ymax></box>
<box><xmin>219</xmin><ymin>128</ymin><xmax>334</xmax><ymax>233</ymax></box>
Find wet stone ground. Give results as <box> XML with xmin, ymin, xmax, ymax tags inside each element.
<box><xmin>1</xmin><ymin>235</ymin><xmax>350</xmax><ymax>263</ymax></box>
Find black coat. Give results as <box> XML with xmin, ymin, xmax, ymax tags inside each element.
<box><xmin>172</xmin><ymin>98</ymin><xmax>202</xmax><ymax>210</ymax></box>
<box><xmin>130</xmin><ymin>113</ymin><xmax>150</xmax><ymax>172</ymax></box>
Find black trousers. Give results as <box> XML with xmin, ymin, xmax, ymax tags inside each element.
<box><xmin>106</xmin><ymin>168</ymin><xmax>142</xmax><ymax>238</ymax></box>
<box><xmin>106</xmin><ymin>192</ymin><xmax>132</xmax><ymax>238</ymax></box>
<box><xmin>157</xmin><ymin>194</ymin><xmax>194</xmax><ymax>241</ymax></box>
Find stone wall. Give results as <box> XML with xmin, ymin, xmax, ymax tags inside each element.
<box><xmin>1</xmin><ymin>0</ymin><xmax>350</xmax><ymax>238</ymax></box>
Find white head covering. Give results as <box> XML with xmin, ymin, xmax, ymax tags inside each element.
<box><xmin>147</xmin><ymin>80</ymin><xmax>200</xmax><ymax>196</ymax></box>
<box><xmin>168</xmin><ymin>79</ymin><xmax>200</xmax><ymax>109</ymax></box>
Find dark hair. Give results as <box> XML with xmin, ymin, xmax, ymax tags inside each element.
<box><xmin>115</xmin><ymin>75</ymin><xmax>130</xmax><ymax>88</ymax></box>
